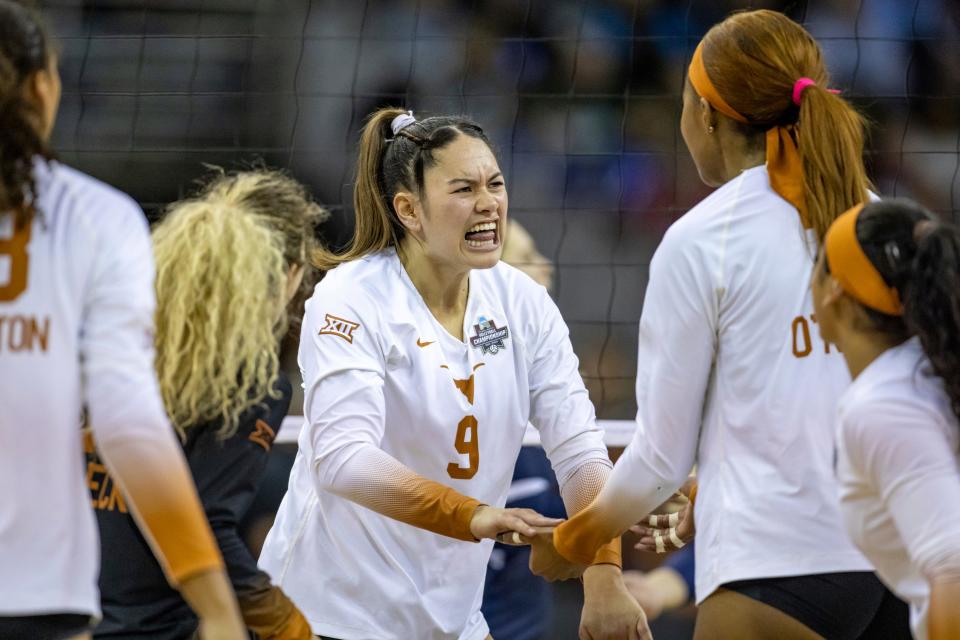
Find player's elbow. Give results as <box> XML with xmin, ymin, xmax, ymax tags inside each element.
<box><xmin>89</xmin><ymin>402</ymin><xmax>175</xmax><ymax>454</ymax></box>
<box><xmin>310</xmin><ymin>440</ymin><xmax>370</xmax><ymax>495</ymax></box>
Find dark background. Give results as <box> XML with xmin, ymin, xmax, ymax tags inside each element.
<box><xmin>39</xmin><ymin>0</ymin><xmax>960</xmax><ymax>420</ymax></box>
<box><xmin>36</xmin><ymin>2</ymin><xmax>960</xmax><ymax>637</ymax></box>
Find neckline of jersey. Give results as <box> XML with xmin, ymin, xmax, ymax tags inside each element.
<box><xmin>391</xmin><ymin>249</ymin><xmax>478</xmax><ymax>348</ymax></box>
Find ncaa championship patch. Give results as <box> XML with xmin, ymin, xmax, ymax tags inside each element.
<box><xmin>470</xmin><ymin>316</ymin><xmax>509</xmax><ymax>355</ymax></box>
<box><xmin>319</xmin><ymin>313</ymin><xmax>361</xmax><ymax>344</ymax></box>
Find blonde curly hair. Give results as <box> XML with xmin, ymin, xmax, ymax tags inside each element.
<box><xmin>152</xmin><ymin>168</ymin><xmax>327</xmax><ymax>439</ymax></box>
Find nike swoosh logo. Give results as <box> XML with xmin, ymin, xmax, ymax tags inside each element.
<box><xmin>416</xmin><ymin>338</ymin><xmax>435</xmax><ymax>348</ymax></box>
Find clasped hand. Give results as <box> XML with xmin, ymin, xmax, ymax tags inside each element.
<box><xmin>468</xmin><ymin>505</ymin><xmax>586</xmax><ymax>581</ymax></box>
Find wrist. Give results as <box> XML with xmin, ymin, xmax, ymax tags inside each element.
<box><xmin>582</xmin><ymin>563</ymin><xmax>623</xmax><ymax>597</ymax></box>
<box><xmin>468</xmin><ymin>504</ymin><xmax>487</xmax><ymax>540</ymax></box>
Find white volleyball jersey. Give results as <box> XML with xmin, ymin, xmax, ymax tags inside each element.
<box><xmin>259</xmin><ymin>249</ymin><xmax>609</xmax><ymax>640</ymax></box>
<box><xmin>568</xmin><ymin>165</ymin><xmax>872</xmax><ymax>602</ymax></box>
<box><xmin>0</xmin><ymin>161</ymin><xmax>182</xmax><ymax>616</ymax></box>
<box><xmin>837</xmin><ymin>338</ymin><xmax>960</xmax><ymax>640</ymax></box>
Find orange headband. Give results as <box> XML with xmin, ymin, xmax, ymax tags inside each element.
<box><xmin>688</xmin><ymin>41</ymin><xmax>807</xmax><ymax>226</ymax></box>
<box><xmin>824</xmin><ymin>203</ymin><xmax>903</xmax><ymax>316</ymax></box>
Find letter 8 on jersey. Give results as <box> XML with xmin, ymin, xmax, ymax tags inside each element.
<box><xmin>0</xmin><ymin>222</ymin><xmax>31</xmax><ymax>302</ymax></box>
<box><xmin>447</xmin><ymin>415</ymin><xmax>479</xmax><ymax>480</ymax></box>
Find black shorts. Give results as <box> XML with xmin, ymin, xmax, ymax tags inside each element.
<box><xmin>724</xmin><ymin>572</ymin><xmax>911</xmax><ymax>640</ymax></box>
<box><xmin>0</xmin><ymin>613</ymin><xmax>91</xmax><ymax>640</ymax></box>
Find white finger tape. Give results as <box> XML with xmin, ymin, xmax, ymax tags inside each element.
<box><xmin>654</xmin><ymin>531</ymin><xmax>666</xmax><ymax>554</ymax></box>
<box><xmin>669</xmin><ymin>528</ymin><xmax>685</xmax><ymax>549</ymax></box>
<box><xmin>512</xmin><ymin>531</ymin><xmax>523</xmax><ymax>545</ymax></box>
<box><xmin>648</xmin><ymin>515</ymin><xmax>659</xmax><ymax>527</ymax></box>
<box><xmin>668</xmin><ymin>512</ymin><xmax>680</xmax><ymax>527</ymax></box>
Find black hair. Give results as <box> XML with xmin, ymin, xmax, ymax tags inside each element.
<box><xmin>314</xmin><ymin>107</ymin><xmax>495</xmax><ymax>270</ymax></box>
<box><xmin>375</xmin><ymin>112</ymin><xmax>492</xmax><ymax>238</ymax></box>
<box><xmin>835</xmin><ymin>199</ymin><xmax>960</xmax><ymax>422</ymax></box>
<box><xmin>0</xmin><ymin>0</ymin><xmax>54</xmax><ymax>229</ymax></box>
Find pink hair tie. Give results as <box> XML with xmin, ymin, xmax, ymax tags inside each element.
<box><xmin>793</xmin><ymin>77</ymin><xmax>841</xmax><ymax>106</ymax></box>
<box><xmin>792</xmin><ymin>77</ymin><xmax>817</xmax><ymax>105</ymax></box>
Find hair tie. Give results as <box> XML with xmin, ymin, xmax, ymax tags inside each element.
<box><xmin>792</xmin><ymin>77</ymin><xmax>842</xmax><ymax>106</ymax></box>
<box><xmin>391</xmin><ymin>111</ymin><xmax>416</xmax><ymax>136</ymax></box>
<box><xmin>792</xmin><ymin>78</ymin><xmax>817</xmax><ymax>106</ymax></box>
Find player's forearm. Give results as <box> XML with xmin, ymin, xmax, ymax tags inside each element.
<box><xmin>178</xmin><ymin>567</ymin><xmax>245</xmax><ymax>636</ymax></box>
<box><xmin>555</xmin><ymin>447</ymin><xmax>685</xmax><ymax>565</ymax></box>
<box><xmin>559</xmin><ymin>460</ymin><xmax>622</xmax><ymax>567</ymax></box>
<box><xmin>318</xmin><ymin>443</ymin><xmax>482</xmax><ymax>541</ymax></box>
<box><xmin>95</xmin><ymin>426</ymin><xmax>225</xmax><ymax>583</ymax></box>
<box><xmin>929</xmin><ymin>576</ymin><xmax>960</xmax><ymax>640</ymax></box>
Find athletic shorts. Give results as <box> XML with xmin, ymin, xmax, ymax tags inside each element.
<box><xmin>0</xmin><ymin>613</ymin><xmax>92</xmax><ymax>640</ymax></box>
<box><xmin>723</xmin><ymin>571</ymin><xmax>911</xmax><ymax>639</ymax></box>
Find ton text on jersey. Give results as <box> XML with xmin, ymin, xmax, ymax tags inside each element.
<box><xmin>0</xmin><ymin>314</ymin><xmax>50</xmax><ymax>354</ymax></box>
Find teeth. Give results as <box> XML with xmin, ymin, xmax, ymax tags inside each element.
<box><xmin>466</xmin><ymin>238</ymin><xmax>495</xmax><ymax>248</ymax></box>
<box><xmin>467</xmin><ymin>222</ymin><xmax>497</xmax><ymax>233</ymax></box>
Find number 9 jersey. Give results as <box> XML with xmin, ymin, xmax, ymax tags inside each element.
<box><xmin>259</xmin><ymin>248</ymin><xmax>610</xmax><ymax>640</ymax></box>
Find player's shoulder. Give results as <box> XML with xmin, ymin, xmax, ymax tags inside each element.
<box><xmin>657</xmin><ymin>166</ymin><xmax>788</xmax><ymax>266</ymax></box>
<box><xmin>841</xmin><ymin>339</ymin><xmax>949</xmax><ymax>434</ymax></box>
<box><xmin>314</xmin><ymin>249</ymin><xmax>396</xmax><ymax>302</ymax></box>
<box><xmin>667</xmin><ymin>166</ymin><xmax>773</xmax><ymax>238</ymax></box>
<box><xmin>306</xmin><ymin>249</ymin><xmax>401</xmax><ymax>332</ymax></box>
<box><xmin>38</xmin><ymin>161</ymin><xmax>146</xmax><ymax>233</ymax></box>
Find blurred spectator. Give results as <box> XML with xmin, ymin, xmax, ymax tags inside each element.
<box><xmin>623</xmin><ymin>543</ymin><xmax>695</xmax><ymax>622</ymax></box>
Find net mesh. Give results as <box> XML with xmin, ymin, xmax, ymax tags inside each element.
<box><xmin>40</xmin><ymin>0</ymin><xmax>960</xmax><ymax>419</ymax></box>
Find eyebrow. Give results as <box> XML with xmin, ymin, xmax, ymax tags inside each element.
<box><xmin>447</xmin><ymin>172</ymin><xmax>503</xmax><ymax>185</ymax></box>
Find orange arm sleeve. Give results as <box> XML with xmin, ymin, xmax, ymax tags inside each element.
<box><xmin>320</xmin><ymin>444</ymin><xmax>483</xmax><ymax>541</ymax></box>
<box><xmin>86</xmin><ymin>429</ymin><xmax>224</xmax><ymax>584</ymax></box>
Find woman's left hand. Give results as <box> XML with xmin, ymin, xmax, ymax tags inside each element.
<box><xmin>580</xmin><ymin>565</ymin><xmax>653</xmax><ymax>639</ymax></box>
<box><xmin>630</xmin><ymin>484</ymin><xmax>696</xmax><ymax>554</ymax></box>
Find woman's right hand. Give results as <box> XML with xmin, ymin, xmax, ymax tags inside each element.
<box><xmin>468</xmin><ymin>504</ymin><xmax>562</xmax><ymax>541</ymax></box>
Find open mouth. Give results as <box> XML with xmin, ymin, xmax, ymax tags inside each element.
<box><xmin>464</xmin><ymin>221</ymin><xmax>499</xmax><ymax>250</ymax></box>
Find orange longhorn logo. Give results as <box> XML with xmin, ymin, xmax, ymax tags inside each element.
<box><xmin>440</xmin><ymin>363</ymin><xmax>485</xmax><ymax>405</ymax></box>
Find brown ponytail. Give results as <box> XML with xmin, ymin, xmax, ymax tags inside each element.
<box><xmin>702</xmin><ymin>9</ymin><xmax>870</xmax><ymax>243</ymax></box>
<box><xmin>314</xmin><ymin>107</ymin><xmax>408</xmax><ymax>271</ymax></box>
<box><xmin>314</xmin><ymin>107</ymin><xmax>493</xmax><ymax>271</ymax></box>
<box><xmin>0</xmin><ymin>0</ymin><xmax>54</xmax><ymax>230</ymax></box>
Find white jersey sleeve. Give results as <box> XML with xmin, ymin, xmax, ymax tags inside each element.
<box><xmin>527</xmin><ymin>288</ymin><xmax>610</xmax><ymax>488</ymax></box>
<box><xmin>300</xmin><ymin>292</ymin><xmax>388</xmax><ymax>487</ymax></box>
<box><xmin>554</xmin><ymin>221</ymin><xmax>713</xmax><ymax>563</ymax></box>
<box><xmin>81</xmin><ymin>192</ymin><xmax>167</xmax><ymax>443</ymax></box>
<box><xmin>842</xmin><ymin>401</ymin><xmax>960</xmax><ymax>582</ymax></box>
<box><xmin>523</xmin><ymin>282</ymin><xmax>620</xmax><ymax>565</ymax></box>
<box><xmin>80</xmin><ymin>191</ymin><xmax>225</xmax><ymax>585</ymax></box>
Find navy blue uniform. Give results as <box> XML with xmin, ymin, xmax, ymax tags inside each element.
<box><xmin>482</xmin><ymin>447</ymin><xmax>566</xmax><ymax>640</ymax></box>
<box><xmin>88</xmin><ymin>376</ymin><xmax>299</xmax><ymax>640</ymax></box>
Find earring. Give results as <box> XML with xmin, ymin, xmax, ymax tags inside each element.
<box><xmin>708</xmin><ymin>125</ymin><xmax>715</xmax><ymax>134</ymax></box>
